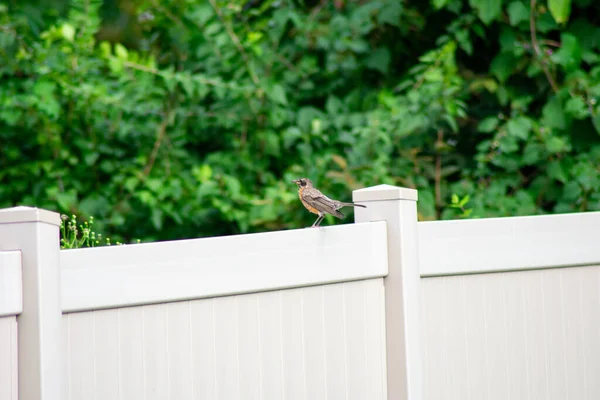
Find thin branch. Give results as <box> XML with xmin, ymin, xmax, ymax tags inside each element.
<box><xmin>143</xmin><ymin>109</ymin><xmax>172</xmax><ymax>176</ymax></box>
<box><xmin>207</xmin><ymin>0</ymin><xmax>260</xmax><ymax>86</ymax></box>
<box><xmin>435</xmin><ymin>129</ymin><xmax>443</xmax><ymax>219</ymax></box>
<box><xmin>309</xmin><ymin>0</ymin><xmax>329</xmax><ymax>19</ymax></box>
<box><xmin>542</xmin><ymin>39</ymin><xmax>561</xmax><ymax>48</ymax></box>
<box><xmin>529</xmin><ymin>0</ymin><xmax>559</xmax><ymax>93</ymax></box>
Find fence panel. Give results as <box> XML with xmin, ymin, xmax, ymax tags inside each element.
<box><xmin>0</xmin><ymin>250</ymin><xmax>21</xmax><ymax>400</ymax></box>
<box><xmin>421</xmin><ymin>266</ymin><xmax>600</xmax><ymax>400</ymax></box>
<box><xmin>0</xmin><ymin>316</ymin><xmax>18</xmax><ymax>400</ymax></box>
<box><xmin>419</xmin><ymin>211</ymin><xmax>600</xmax><ymax>400</ymax></box>
<box><xmin>62</xmin><ymin>279</ymin><xmax>387</xmax><ymax>400</ymax></box>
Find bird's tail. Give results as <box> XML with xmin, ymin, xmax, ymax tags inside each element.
<box><xmin>339</xmin><ymin>202</ymin><xmax>367</xmax><ymax>208</ymax></box>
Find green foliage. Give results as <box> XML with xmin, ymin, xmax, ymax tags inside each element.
<box><xmin>449</xmin><ymin>194</ymin><xmax>473</xmax><ymax>218</ymax></box>
<box><xmin>1</xmin><ymin>0</ymin><xmax>600</xmax><ymax>242</ymax></box>
<box><xmin>60</xmin><ymin>213</ymin><xmax>138</xmax><ymax>249</ymax></box>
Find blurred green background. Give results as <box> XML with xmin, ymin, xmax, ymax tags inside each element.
<box><xmin>1</xmin><ymin>0</ymin><xmax>599</xmax><ymax>243</ymax></box>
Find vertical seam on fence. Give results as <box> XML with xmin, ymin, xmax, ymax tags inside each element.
<box><xmin>235</xmin><ymin>296</ymin><xmax>241</xmax><ymax>400</ymax></box>
<box><xmin>342</xmin><ymin>283</ymin><xmax>348</xmax><ymax>400</ymax></box>
<box><xmin>559</xmin><ymin>271</ymin><xmax>569</xmax><ymax>399</ymax></box>
<box><xmin>166</xmin><ymin>305</ymin><xmax>171</xmax><ymax>400</ymax></box>
<box><xmin>257</xmin><ymin>294</ymin><xmax>264</xmax><ymax>400</ymax></box>
<box><xmin>188</xmin><ymin>302</ymin><xmax>195</xmax><ymax>400</ymax></box>
<box><xmin>300</xmin><ymin>288</ymin><xmax>307</xmax><ymax>400</ymax></box>
<box><xmin>93</xmin><ymin>312</ymin><xmax>97</xmax><ymax>400</ymax></box>
<box><xmin>320</xmin><ymin>285</ymin><xmax>328</xmax><ymax>398</ymax></box>
<box><xmin>541</xmin><ymin>272</ymin><xmax>550</xmax><ymax>399</ymax></box>
<box><xmin>482</xmin><ymin>283</ymin><xmax>490</xmax><ymax>400</ymax></box>
<box><xmin>278</xmin><ymin>291</ymin><xmax>285</xmax><ymax>399</ymax></box>
<box><xmin>212</xmin><ymin>299</ymin><xmax>218</xmax><ymax>399</ymax></box>
<box><xmin>578</xmin><ymin>274</ymin><xmax>587</xmax><ymax>397</ymax></box>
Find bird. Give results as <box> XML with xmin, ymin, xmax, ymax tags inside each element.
<box><xmin>291</xmin><ymin>178</ymin><xmax>367</xmax><ymax>228</ymax></box>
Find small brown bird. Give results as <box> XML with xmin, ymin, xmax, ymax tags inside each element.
<box><xmin>292</xmin><ymin>178</ymin><xmax>367</xmax><ymax>228</ymax></box>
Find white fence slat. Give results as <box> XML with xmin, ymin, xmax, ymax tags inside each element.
<box><xmin>523</xmin><ymin>271</ymin><xmax>550</xmax><ymax>399</ymax></box>
<box><xmin>190</xmin><ymin>299</ymin><xmax>217</xmax><ymax>400</ymax></box>
<box><xmin>542</xmin><ymin>271</ymin><xmax>569</xmax><ymax>400</ymax></box>
<box><xmin>236</xmin><ymin>294</ymin><xmax>261</xmax><ymax>400</ymax></box>
<box><xmin>118</xmin><ymin>307</ymin><xmax>144</xmax><ymax>399</ymax></box>
<box><xmin>281</xmin><ymin>289</ymin><xmax>306</xmax><ymax>400</ymax></box>
<box><xmin>323</xmin><ymin>283</ymin><xmax>347</xmax><ymax>399</ymax></box>
<box><xmin>0</xmin><ymin>316</ymin><xmax>18</xmax><ymax>400</ymax></box>
<box><xmin>257</xmin><ymin>291</ymin><xmax>284</xmax><ymax>400</ymax></box>
<box><xmin>91</xmin><ymin>310</ymin><xmax>120</xmax><ymax>400</ymax></box>
<box><xmin>142</xmin><ymin>304</ymin><xmax>169</xmax><ymax>400</ymax></box>
<box><xmin>363</xmin><ymin>279</ymin><xmax>387</xmax><ymax>400</ymax></box>
<box><xmin>66</xmin><ymin>313</ymin><xmax>95</xmax><ymax>399</ymax></box>
<box><xmin>504</xmin><ymin>275</ymin><xmax>529</xmax><ymax>399</ymax></box>
<box><xmin>562</xmin><ymin>268</ymin><xmax>586</xmax><ymax>400</ymax></box>
<box><xmin>582</xmin><ymin>268</ymin><xmax>600</xmax><ymax>398</ymax></box>
<box><xmin>166</xmin><ymin>302</ymin><xmax>194</xmax><ymax>399</ymax></box>
<box><xmin>213</xmin><ymin>296</ymin><xmax>240</xmax><ymax>400</ymax></box>
<box><xmin>301</xmin><ymin>286</ymin><xmax>327</xmax><ymax>400</ymax></box>
<box><xmin>344</xmin><ymin>281</ymin><xmax>368</xmax><ymax>400</ymax></box>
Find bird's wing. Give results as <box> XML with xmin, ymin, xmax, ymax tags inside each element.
<box><xmin>303</xmin><ymin>189</ymin><xmax>345</xmax><ymax>219</ymax></box>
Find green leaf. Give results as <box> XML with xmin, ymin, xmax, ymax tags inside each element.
<box><xmin>60</xmin><ymin>24</ymin><xmax>75</xmax><ymax>42</ymax></box>
<box><xmin>151</xmin><ymin>208</ymin><xmax>163</xmax><ymax>230</ymax></box>
<box><xmin>542</xmin><ymin>97</ymin><xmax>566</xmax><ymax>129</ymax></box>
<box><xmin>548</xmin><ymin>0</ymin><xmax>572</xmax><ymax>24</ymax></box>
<box><xmin>365</xmin><ymin>47</ymin><xmax>391</xmax><ymax>74</ymax></box>
<box><xmin>433</xmin><ymin>0</ymin><xmax>449</xmax><ymax>9</ymax></box>
<box><xmin>548</xmin><ymin>160</ymin><xmax>568</xmax><ymax>183</ymax></box>
<box><xmin>490</xmin><ymin>52</ymin><xmax>516</xmax><ymax>82</ymax></box>
<box><xmin>593</xmin><ymin>113</ymin><xmax>600</xmax><ymax>134</ymax></box>
<box><xmin>551</xmin><ymin>33</ymin><xmax>582</xmax><ymax>71</ymax></box>
<box><xmin>458</xmin><ymin>195</ymin><xmax>470</xmax><ymax>207</ymax></box>
<box><xmin>451</xmin><ymin>193</ymin><xmax>459</xmax><ymax>204</ymax></box>
<box><xmin>470</xmin><ymin>0</ymin><xmax>502</xmax><ymax>24</ymax></box>
<box><xmin>506</xmin><ymin>116</ymin><xmax>532</xmax><ymax>140</ymax></box>
<box><xmin>564</xmin><ymin>96</ymin><xmax>588</xmax><ymax>119</ymax></box>
<box><xmin>56</xmin><ymin>190</ymin><xmax>77</xmax><ymax>211</ymax></box>
<box><xmin>507</xmin><ymin>2</ymin><xmax>529</xmax><ymax>26</ymax></box>
<box><xmin>522</xmin><ymin>142</ymin><xmax>543</xmax><ymax>165</ymax></box>
<box><xmin>546</xmin><ymin>136</ymin><xmax>569</xmax><ymax>153</ymax></box>
<box><xmin>115</xmin><ymin>43</ymin><xmax>128</xmax><ymax>60</ymax></box>
<box><xmin>267</xmin><ymin>84</ymin><xmax>288</xmax><ymax>105</ymax></box>
<box><xmin>378</xmin><ymin>2</ymin><xmax>403</xmax><ymax>27</ymax></box>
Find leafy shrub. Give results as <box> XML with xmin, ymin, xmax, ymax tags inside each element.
<box><xmin>1</xmin><ymin>0</ymin><xmax>599</xmax><ymax>242</ymax></box>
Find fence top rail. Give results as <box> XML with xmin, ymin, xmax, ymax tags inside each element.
<box><xmin>418</xmin><ymin>211</ymin><xmax>600</xmax><ymax>277</ymax></box>
<box><xmin>0</xmin><ymin>250</ymin><xmax>22</xmax><ymax>317</ymax></box>
<box><xmin>61</xmin><ymin>221</ymin><xmax>388</xmax><ymax>313</ymax></box>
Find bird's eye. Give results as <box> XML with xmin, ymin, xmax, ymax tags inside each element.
<box><xmin>301</xmin><ymin>180</ymin><xmax>306</xmax><ymax>186</ymax></box>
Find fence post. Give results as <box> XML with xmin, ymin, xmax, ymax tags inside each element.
<box><xmin>353</xmin><ymin>185</ymin><xmax>422</xmax><ymax>400</ymax></box>
<box><xmin>0</xmin><ymin>206</ymin><xmax>63</xmax><ymax>400</ymax></box>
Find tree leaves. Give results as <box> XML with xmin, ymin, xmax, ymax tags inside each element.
<box><xmin>551</xmin><ymin>33</ymin><xmax>582</xmax><ymax>71</ymax></box>
<box><xmin>1</xmin><ymin>0</ymin><xmax>600</xmax><ymax>240</ymax></box>
<box><xmin>470</xmin><ymin>0</ymin><xmax>502</xmax><ymax>24</ymax></box>
<box><xmin>548</xmin><ymin>0</ymin><xmax>572</xmax><ymax>24</ymax></box>
<box><xmin>507</xmin><ymin>1</ymin><xmax>529</xmax><ymax>26</ymax></box>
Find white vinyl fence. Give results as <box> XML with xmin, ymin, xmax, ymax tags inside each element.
<box><xmin>1</xmin><ymin>184</ymin><xmax>599</xmax><ymax>400</ymax></box>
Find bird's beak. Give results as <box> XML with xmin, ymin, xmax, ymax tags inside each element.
<box><xmin>291</xmin><ymin>179</ymin><xmax>300</xmax><ymax>184</ymax></box>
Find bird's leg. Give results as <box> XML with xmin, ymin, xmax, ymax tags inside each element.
<box><xmin>315</xmin><ymin>214</ymin><xmax>325</xmax><ymax>227</ymax></box>
<box><xmin>312</xmin><ymin>214</ymin><xmax>324</xmax><ymax>228</ymax></box>
<box><xmin>311</xmin><ymin>216</ymin><xmax>319</xmax><ymax>227</ymax></box>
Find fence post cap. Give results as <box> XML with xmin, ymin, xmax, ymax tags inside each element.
<box><xmin>353</xmin><ymin>184</ymin><xmax>418</xmax><ymax>202</ymax></box>
<box><xmin>0</xmin><ymin>206</ymin><xmax>61</xmax><ymax>226</ymax></box>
